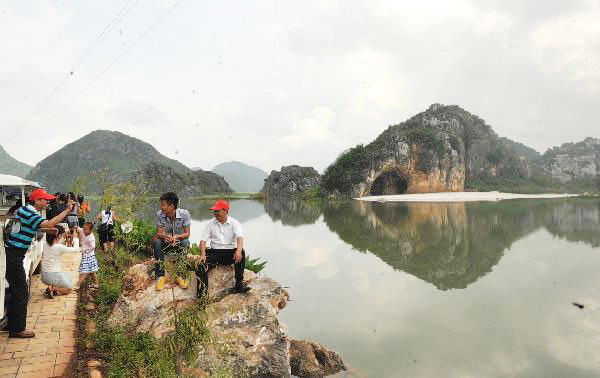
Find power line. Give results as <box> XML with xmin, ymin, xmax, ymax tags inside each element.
<box><xmin>6</xmin><ymin>0</ymin><xmax>139</xmax><ymax>144</ymax></box>
<box><xmin>41</xmin><ymin>0</ymin><xmax>184</xmax><ymax>126</ymax></box>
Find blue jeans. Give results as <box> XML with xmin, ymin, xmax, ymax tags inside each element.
<box><xmin>153</xmin><ymin>238</ymin><xmax>190</xmax><ymax>277</ymax></box>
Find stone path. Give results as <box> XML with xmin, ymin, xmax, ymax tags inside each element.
<box><xmin>0</xmin><ymin>252</ymin><xmax>81</xmax><ymax>377</ymax></box>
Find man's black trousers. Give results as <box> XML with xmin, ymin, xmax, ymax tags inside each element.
<box><xmin>196</xmin><ymin>248</ymin><xmax>246</xmax><ymax>295</ymax></box>
<box><xmin>5</xmin><ymin>247</ymin><xmax>29</xmax><ymax>333</ymax></box>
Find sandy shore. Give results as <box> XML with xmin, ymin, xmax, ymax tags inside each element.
<box><xmin>356</xmin><ymin>191</ymin><xmax>580</xmax><ymax>202</ymax></box>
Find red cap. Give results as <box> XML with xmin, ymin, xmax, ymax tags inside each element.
<box><xmin>29</xmin><ymin>189</ymin><xmax>56</xmax><ymax>201</ymax></box>
<box><xmin>209</xmin><ymin>200</ymin><xmax>229</xmax><ymax>211</ymax></box>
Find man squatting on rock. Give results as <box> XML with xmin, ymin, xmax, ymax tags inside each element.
<box><xmin>196</xmin><ymin>200</ymin><xmax>251</xmax><ymax>299</ymax></box>
<box><xmin>154</xmin><ymin>192</ymin><xmax>191</xmax><ymax>291</ymax></box>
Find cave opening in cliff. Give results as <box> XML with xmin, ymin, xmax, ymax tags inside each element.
<box><xmin>370</xmin><ymin>171</ymin><xmax>408</xmax><ymax>196</ymax></box>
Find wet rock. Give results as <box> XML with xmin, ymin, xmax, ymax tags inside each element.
<box><xmin>108</xmin><ymin>258</ymin><xmax>291</xmax><ymax>378</ymax></box>
<box><xmin>290</xmin><ymin>339</ymin><xmax>346</xmax><ymax>377</ymax></box>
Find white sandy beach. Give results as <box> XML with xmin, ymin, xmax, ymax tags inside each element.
<box><xmin>356</xmin><ymin>191</ymin><xmax>581</xmax><ymax>202</ymax></box>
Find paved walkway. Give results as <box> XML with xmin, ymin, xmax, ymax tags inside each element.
<box><xmin>0</xmin><ymin>252</ymin><xmax>81</xmax><ymax>377</ymax></box>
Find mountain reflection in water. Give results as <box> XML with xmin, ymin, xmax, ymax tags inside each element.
<box><xmin>262</xmin><ymin>198</ymin><xmax>600</xmax><ymax>290</ymax></box>
<box><xmin>91</xmin><ymin>196</ymin><xmax>600</xmax><ymax>377</ymax></box>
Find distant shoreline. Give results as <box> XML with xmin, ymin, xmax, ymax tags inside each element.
<box><xmin>356</xmin><ymin>191</ymin><xmax>582</xmax><ymax>203</ymax></box>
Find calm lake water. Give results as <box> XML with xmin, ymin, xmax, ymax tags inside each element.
<box><xmin>106</xmin><ymin>197</ymin><xmax>600</xmax><ymax>377</ymax></box>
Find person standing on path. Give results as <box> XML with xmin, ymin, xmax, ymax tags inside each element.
<box><xmin>196</xmin><ymin>200</ymin><xmax>250</xmax><ymax>299</ymax></box>
<box><xmin>4</xmin><ymin>189</ymin><xmax>76</xmax><ymax>338</ymax></box>
<box><xmin>153</xmin><ymin>192</ymin><xmax>191</xmax><ymax>291</ymax></box>
<box><xmin>96</xmin><ymin>205</ymin><xmax>119</xmax><ymax>257</ymax></box>
<box><xmin>76</xmin><ymin>222</ymin><xmax>99</xmax><ymax>289</ymax></box>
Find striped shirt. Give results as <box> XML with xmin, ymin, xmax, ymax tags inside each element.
<box><xmin>5</xmin><ymin>204</ymin><xmax>44</xmax><ymax>251</ymax></box>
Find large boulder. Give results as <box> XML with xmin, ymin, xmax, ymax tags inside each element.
<box><xmin>108</xmin><ymin>259</ymin><xmax>291</xmax><ymax>377</ymax></box>
<box><xmin>290</xmin><ymin>339</ymin><xmax>346</xmax><ymax>378</ymax></box>
<box><xmin>261</xmin><ymin>165</ymin><xmax>321</xmax><ymax>197</ymax></box>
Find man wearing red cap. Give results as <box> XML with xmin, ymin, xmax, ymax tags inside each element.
<box><xmin>4</xmin><ymin>189</ymin><xmax>76</xmax><ymax>338</ymax></box>
<box><xmin>197</xmin><ymin>199</ymin><xmax>250</xmax><ymax>298</ymax></box>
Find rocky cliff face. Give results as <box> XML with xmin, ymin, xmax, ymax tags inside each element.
<box><xmin>131</xmin><ymin>162</ymin><xmax>232</xmax><ymax>196</ymax></box>
<box><xmin>534</xmin><ymin>137</ymin><xmax>600</xmax><ymax>184</ymax></box>
<box><xmin>261</xmin><ymin>165</ymin><xmax>321</xmax><ymax>196</ymax></box>
<box><xmin>322</xmin><ymin>104</ymin><xmax>530</xmax><ymax>197</ymax></box>
<box><xmin>108</xmin><ymin>260</ymin><xmax>345</xmax><ymax>377</ymax></box>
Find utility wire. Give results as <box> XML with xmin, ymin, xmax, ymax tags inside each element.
<box><xmin>41</xmin><ymin>0</ymin><xmax>183</xmax><ymax>127</ymax></box>
<box><xmin>6</xmin><ymin>0</ymin><xmax>139</xmax><ymax>144</ymax></box>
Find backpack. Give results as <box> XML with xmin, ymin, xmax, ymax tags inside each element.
<box><xmin>2</xmin><ymin>218</ymin><xmax>19</xmax><ymax>244</ymax></box>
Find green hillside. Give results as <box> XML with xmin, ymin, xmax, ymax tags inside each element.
<box><xmin>212</xmin><ymin>161</ymin><xmax>268</xmax><ymax>193</ymax></box>
<box><xmin>26</xmin><ymin>130</ymin><xmax>190</xmax><ymax>194</ymax></box>
<box><xmin>132</xmin><ymin>162</ymin><xmax>233</xmax><ymax>196</ymax></box>
<box><xmin>0</xmin><ymin>145</ymin><xmax>33</xmax><ymax>177</ymax></box>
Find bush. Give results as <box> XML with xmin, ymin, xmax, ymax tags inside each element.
<box><xmin>245</xmin><ymin>255</ymin><xmax>267</xmax><ymax>274</ymax></box>
<box><xmin>89</xmin><ymin>244</ymin><xmax>236</xmax><ymax>377</ymax></box>
<box><xmin>404</xmin><ymin>127</ymin><xmax>446</xmax><ymax>159</ymax></box>
<box><xmin>120</xmin><ymin>219</ymin><xmax>156</xmax><ymax>256</ymax></box>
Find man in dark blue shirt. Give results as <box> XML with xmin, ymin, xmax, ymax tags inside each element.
<box><xmin>4</xmin><ymin>189</ymin><xmax>75</xmax><ymax>338</ymax></box>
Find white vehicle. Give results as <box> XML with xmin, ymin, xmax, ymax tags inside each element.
<box><xmin>0</xmin><ymin>175</ymin><xmax>45</xmax><ymax>327</ymax></box>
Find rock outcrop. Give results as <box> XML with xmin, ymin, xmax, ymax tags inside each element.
<box><xmin>108</xmin><ymin>261</ymin><xmax>289</xmax><ymax>377</ymax></box>
<box><xmin>533</xmin><ymin>137</ymin><xmax>600</xmax><ymax>184</ymax></box>
<box><xmin>108</xmin><ymin>259</ymin><xmax>344</xmax><ymax>377</ymax></box>
<box><xmin>261</xmin><ymin>165</ymin><xmax>321</xmax><ymax>197</ymax></box>
<box><xmin>131</xmin><ymin>162</ymin><xmax>233</xmax><ymax>196</ymax></box>
<box><xmin>290</xmin><ymin>339</ymin><xmax>346</xmax><ymax>378</ymax></box>
<box><xmin>321</xmin><ymin>104</ymin><xmax>531</xmax><ymax>197</ymax></box>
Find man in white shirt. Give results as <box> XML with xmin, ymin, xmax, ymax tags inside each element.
<box><xmin>197</xmin><ymin>200</ymin><xmax>250</xmax><ymax>298</ymax></box>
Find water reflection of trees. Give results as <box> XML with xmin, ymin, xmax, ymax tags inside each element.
<box><xmin>541</xmin><ymin>200</ymin><xmax>600</xmax><ymax>247</ymax></box>
<box><xmin>322</xmin><ymin>199</ymin><xmax>600</xmax><ymax>290</ymax></box>
<box><xmin>263</xmin><ymin>198</ymin><xmax>322</xmax><ymax>226</ymax></box>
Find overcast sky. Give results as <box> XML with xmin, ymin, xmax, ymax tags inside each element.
<box><xmin>1</xmin><ymin>0</ymin><xmax>599</xmax><ymax>173</ymax></box>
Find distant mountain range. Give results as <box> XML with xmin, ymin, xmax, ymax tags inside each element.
<box><xmin>212</xmin><ymin>161</ymin><xmax>268</xmax><ymax>193</ymax></box>
<box><xmin>26</xmin><ymin>130</ymin><xmax>206</xmax><ymax>194</ymax></box>
<box><xmin>0</xmin><ymin>145</ymin><xmax>33</xmax><ymax>177</ymax></box>
<box><xmin>11</xmin><ymin>121</ymin><xmax>600</xmax><ymax>197</ymax></box>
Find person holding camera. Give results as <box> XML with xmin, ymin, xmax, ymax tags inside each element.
<box><xmin>4</xmin><ymin>189</ymin><xmax>76</xmax><ymax>338</ymax></box>
<box><xmin>96</xmin><ymin>205</ymin><xmax>119</xmax><ymax>258</ymax></box>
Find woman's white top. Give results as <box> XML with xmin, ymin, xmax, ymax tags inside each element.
<box><xmin>101</xmin><ymin>210</ymin><xmax>114</xmax><ymax>225</ymax></box>
<box><xmin>43</xmin><ymin>242</ymin><xmax>80</xmax><ymax>273</ymax></box>
<box><xmin>81</xmin><ymin>233</ymin><xmax>96</xmax><ymax>256</ymax></box>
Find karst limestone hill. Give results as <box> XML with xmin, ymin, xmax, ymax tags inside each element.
<box><xmin>321</xmin><ymin>104</ymin><xmax>538</xmax><ymax>197</ymax></box>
